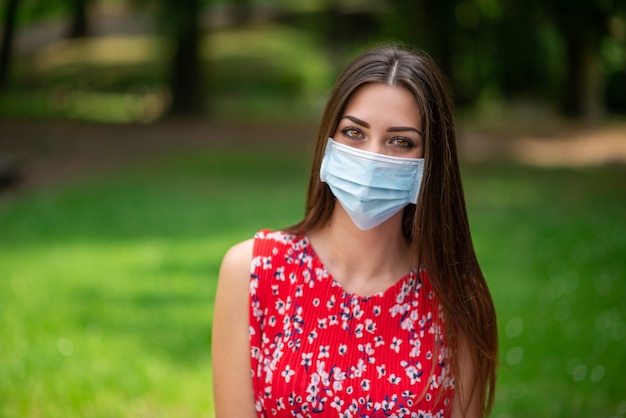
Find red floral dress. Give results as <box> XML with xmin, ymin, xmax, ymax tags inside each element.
<box><xmin>249</xmin><ymin>230</ymin><xmax>454</xmax><ymax>417</ymax></box>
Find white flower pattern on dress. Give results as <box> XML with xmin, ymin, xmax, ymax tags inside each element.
<box><xmin>249</xmin><ymin>230</ymin><xmax>454</xmax><ymax>417</ymax></box>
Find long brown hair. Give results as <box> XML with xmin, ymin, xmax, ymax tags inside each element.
<box><xmin>288</xmin><ymin>44</ymin><xmax>498</xmax><ymax>415</ymax></box>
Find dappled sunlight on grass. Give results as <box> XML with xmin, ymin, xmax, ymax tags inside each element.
<box><xmin>44</xmin><ymin>87</ymin><xmax>168</xmax><ymax>123</ymax></box>
<box><xmin>208</xmin><ymin>24</ymin><xmax>333</xmax><ymax>96</ymax></box>
<box><xmin>5</xmin><ymin>23</ymin><xmax>332</xmax><ymax>124</ymax></box>
<box><xmin>9</xmin><ymin>34</ymin><xmax>169</xmax><ymax>122</ymax></box>
<box><xmin>34</xmin><ymin>35</ymin><xmax>165</xmax><ymax>69</ymax></box>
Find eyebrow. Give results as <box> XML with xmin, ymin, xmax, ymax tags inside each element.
<box><xmin>341</xmin><ymin>115</ymin><xmax>423</xmax><ymax>136</ymax></box>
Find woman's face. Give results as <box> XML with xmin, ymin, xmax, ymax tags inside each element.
<box><xmin>333</xmin><ymin>83</ymin><xmax>424</xmax><ymax>159</ymax></box>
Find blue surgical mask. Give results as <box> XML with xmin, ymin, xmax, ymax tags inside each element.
<box><xmin>320</xmin><ymin>138</ymin><xmax>424</xmax><ymax>230</ymax></box>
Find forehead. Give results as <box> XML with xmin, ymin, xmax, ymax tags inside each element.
<box><xmin>341</xmin><ymin>83</ymin><xmax>421</xmax><ymax>126</ymax></box>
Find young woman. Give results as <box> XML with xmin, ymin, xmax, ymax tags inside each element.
<box><xmin>212</xmin><ymin>45</ymin><xmax>498</xmax><ymax>418</ymax></box>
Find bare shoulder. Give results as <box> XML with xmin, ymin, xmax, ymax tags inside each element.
<box><xmin>220</xmin><ymin>238</ymin><xmax>254</xmax><ymax>278</ymax></box>
<box><xmin>214</xmin><ymin>238</ymin><xmax>254</xmax><ymax>323</ymax></box>
<box><xmin>212</xmin><ymin>238</ymin><xmax>258</xmax><ymax>417</ymax></box>
<box><xmin>214</xmin><ymin>239</ymin><xmax>254</xmax><ymax>303</ymax></box>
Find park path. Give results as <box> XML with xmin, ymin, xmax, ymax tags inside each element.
<box><xmin>459</xmin><ymin>119</ymin><xmax>626</xmax><ymax>167</ymax></box>
<box><xmin>1</xmin><ymin>117</ymin><xmax>625</xmax><ymax>198</ymax></box>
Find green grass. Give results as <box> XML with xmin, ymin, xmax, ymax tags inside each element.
<box><xmin>0</xmin><ymin>148</ymin><xmax>308</xmax><ymax>418</ymax></box>
<box><xmin>464</xmin><ymin>163</ymin><xmax>626</xmax><ymax>417</ymax></box>
<box><xmin>0</xmin><ymin>145</ymin><xmax>625</xmax><ymax>417</ymax></box>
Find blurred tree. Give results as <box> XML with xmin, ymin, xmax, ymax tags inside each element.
<box><xmin>383</xmin><ymin>0</ymin><xmax>625</xmax><ymax>118</ymax></box>
<box><xmin>604</xmin><ymin>12</ymin><xmax>626</xmax><ymax>112</ymax></box>
<box><xmin>0</xmin><ymin>0</ymin><xmax>20</xmax><ymax>90</ymax></box>
<box><xmin>132</xmin><ymin>0</ymin><xmax>205</xmax><ymax>115</ymax></box>
<box><xmin>165</xmin><ymin>0</ymin><xmax>204</xmax><ymax>115</ymax></box>
<box><xmin>67</xmin><ymin>0</ymin><xmax>90</xmax><ymax>38</ymax></box>
<box><xmin>384</xmin><ymin>0</ymin><xmax>492</xmax><ymax>105</ymax></box>
<box><xmin>544</xmin><ymin>0</ymin><xmax>614</xmax><ymax>120</ymax></box>
<box><xmin>321</xmin><ymin>0</ymin><xmax>347</xmax><ymax>72</ymax></box>
<box><xmin>332</xmin><ymin>3</ymin><xmax>383</xmax><ymax>59</ymax></box>
<box><xmin>277</xmin><ymin>0</ymin><xmax>382</xmax><ymax>74</ymax></box>
<box><xmin>487</xmin><ymin>0</ymin><xmax>556</xmax><ymax>101</ymax></box>
<box><xmin>384</xmin><ymin>0</ymin><xmax>456</xmax><ymax>84</ymax></box>
<box><xmin>231</xmin><ymin>0</ymin><xmax>252</xmax><ymax>24</ymax></box>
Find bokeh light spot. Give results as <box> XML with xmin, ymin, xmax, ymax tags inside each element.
<box><xmin>590</xmin><ymin>365</ymin><xmax>605</xmax><ymax>382</ymax></box>
<box><xmin>505</xmin><ymin>346</ymin><xmax>524</xmax><ymax>365</ymax></box>
<box><xmin>505</xmin><ymin>317</ymin><xmax>524</xmax><ymax>338</ymax></box>
<box><xmin>57</xmin><ymin>337</ymin><xmax>74</xmax><ymax>357</ymax></box>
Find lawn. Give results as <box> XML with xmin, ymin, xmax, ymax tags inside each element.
<box><xmin>0</xmin><ymin>143</ymin><xmax>624</xmax><ymax>417</ymax></box>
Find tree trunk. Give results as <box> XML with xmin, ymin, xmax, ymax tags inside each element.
<box><xmin>168</xmin><ymin>0</ymin><xmax>204</xmax><ymax>115</ymax></box>
<box><xmin>0</xmin><ymin>0</ymin><xmax>20</xmax><ymax>90</ymax></box>
<box><xmin>67</xmin><ymin>0</ymin><xmax>89</xmax><ymax>38</ymax></box>
<box><xmin>387</xmin><ymin>0</ymin><xmax>455</xmax><ymax>95</ymax></box>
<box><xmin>562</xmin><ymin>33</ymin><xmax>604</xmax><ymax>121</ymax></box>
<box><xmin>231</xmin><ymin>0</ymin><xmax>252</xmax><ymax>25</ymax></box>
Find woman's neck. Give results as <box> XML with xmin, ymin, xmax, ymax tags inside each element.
<box><xmin>308</xmin><ymin>204</ymin><xmax>413</xmax><ymax>296</ymax></box>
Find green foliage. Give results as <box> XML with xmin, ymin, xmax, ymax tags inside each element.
<box><xmin>14</xmin><ymin>0</ymin><xmax>68</xmax><ymax>26</ymax></box>
<box><xmin>4</xmin><ymin>1</ymin><xmax>626</xmax><ymax>120</ymax></box>
<box><xmin>2</xmin><ymin>23</ymin><xmax>331</xmax><ymax>123</ymax></box>
<box><xmin>382</xmin><ymin>0</ymin><xmax>626</xmax><ymax>112</ymax></box>
<box><xmin>0</xmin><ymin>141</ymin><xmax>624</xmax><ymax>417</ymax></box>
<box><xmin>208</xmin><ymin>24</ymin><xmax>333</xmax><ymax>98</ymax></box>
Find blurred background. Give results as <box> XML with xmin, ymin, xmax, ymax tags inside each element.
<box><xmin>1</xmin><ymin>0</ymin><xmax>625</xmax><ymax>123</ymax></box>
<box><xmin>0</xmin><ymin>0</ymin><xmax>625</xmax><ymax>417</ymax></box>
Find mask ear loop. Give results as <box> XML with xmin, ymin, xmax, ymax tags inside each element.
<box><xmin>409</xmin><ymin>161</ymin><xmax>425</xmax><ymax>204</ymax></box>
<box><xmin>319</xmin><ymin>138</ymin><xmax>334</xmax><ymax>183</ymax></box>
